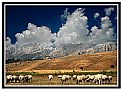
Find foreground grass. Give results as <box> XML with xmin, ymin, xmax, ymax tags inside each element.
<box><xmin>6</xmin><ymin>71</ymin><xmax>117</xmax><ymax>76</ymax></box>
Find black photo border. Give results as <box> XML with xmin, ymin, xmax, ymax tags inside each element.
<box><xmin>2</xmin><ymin>2</ymin><xmax>121</xmax><ymax>89</ymax></box>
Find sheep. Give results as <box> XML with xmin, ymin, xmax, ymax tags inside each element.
<box><xmin>6</xmin><ymin>75</ymin><xmax>12</xmax><ymax>83</ymax></box>
<box><xmin>61</xmin><ymin>75</ymin><xmax>67</xmax><ymax>84</ymax></box>
<box><xmin>66</xmin><ymin>75</ymin><xmax>71</xmax><ymax>79</ymax></box>
<box><xmin>11</xmin><ymin>75</ymin><xmax>19</xmax><ymax>83</ymax></box>
<box><xmin>93</xmin><ymin>74</ymin><xmax>102</xmax><ymax>84</ymax></box>
<box><xmin>61</xmin><ymin>75</ymin><xmax>71</xmax><ymax>84</ymax></box>
<box><xmin>106</xmin><ymin>75</ymin><xmax>112</xmax><ymax>83</ymax></box>
<box><xmin>48</xmin><ymin>75</ymin><xmax>53</xmax><ymax>81</ymax></box>
<box><xmin>58</xmin><ymin>75</ymin><xmax>63</xmax><ymax>78</ymax></box>
<box><xmin>72</xmin><ymin>75</ymin><xmax>77</xmax><ymax>80</ymax></box>
<box><xmin>108</xmin><ymin>76</ymin><xmax>112</xmax><ymax>82</ymax></box>
<box><xmin>101</xmin><ymin>74</ymin><xmax>108</xmax><ymax>84</ymax></box>
<box><xmin>19</xmin><ymin>75</ymin><xmax>25</xmax><ymax>83</ymax></box>
<box><xmin>76</xmin><ymin>75</ymin><xmax>86</xmax><ymax>84</ymax></box>
<box><xmin>86</xmin><ymin>75</ymin><xmax>95</xmax><ymax>83</ymax></box>
<box><xmin>25</xmin><ymin>75</ymin><xmax>32</xmax><ymax>82</ymax></box>
<box><xmin>93</xmin><ymin>74</ymin><xmax>111</xmax><ymax>84</ymax></box>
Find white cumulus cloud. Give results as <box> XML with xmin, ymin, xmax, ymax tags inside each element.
<box><xmin>104</xmin><ymin>7</ymin><xmax>114</xmax><ymax>16</ymax></box>
<box><xmin>89</xmin><ymin>15</ymin><xmax>115</xmax><ymax>44</ymax></box>
<box><xmin>15</xmin><ymin>23</ymin><xmax>56</xmax><ymax>46</ymax></box>
<box><xmin>101</xmin><ymin>16</ymin><xmax>112</xmax><ymax>29</ymax></box>
<box><xmin>7</xmin><ymin>7</ymin><xmax>116</xmax><ymax>49</ymax></box>
<box><xmin>6</xmin><ymin>37</ymin><xmax>12</xmax><ymax>47</ymax></box>
<box><xmin>56</xmin><ymin>8</ymin><xmax>89</xmax><ymax>44</ymax></box>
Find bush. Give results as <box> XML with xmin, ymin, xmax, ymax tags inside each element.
<box><xmin>110</xmin><ymin>65</ymin><xmax>115</xmax><ymax>68</ymax></box>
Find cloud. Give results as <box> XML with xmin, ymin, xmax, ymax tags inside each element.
<box><xmin>15</xmin><ymin>23</ymin><xmax>56</xmax><ymax>46</ymax></box>
<box><xmin>61</xmin><ymin>8</ymin><xmax>70</xmax><ymax>22</ymax></box>
<box><xmin>89</xmin><ymin>16</ymin><xmax>115</xmax><ymax>44</ymax></box>
<box><xmin>104</xmin><ymin>7</ymin><xmax>114</xmax><ymax>16</ymax></box>
<box><xmin>6</xmin><ymin>37</ymin><xmax>12</xmax><ymax>47</ymax></box>
<box><xmin>7</xmin><ymin>7</ymin><xmax>116</xmax><ymax>49</ymax></box>
<box><xmin>101</xmin><ymin>16</ymin><xmax>112</xmax><ymax>29</ymax></box>
<box><xmin>94</xmin><ymin>13</ymin><xmax>99</xmax><ymax>19</ymax></box>
<box><xmin>56</xmin><ymin>8</ymin><xmax>89</xmax><ymax>44</ymax></box>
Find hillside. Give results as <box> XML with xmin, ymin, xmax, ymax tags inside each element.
<box><xmin>6</xmin><ymin>51</ymin><xmax>117</xmax><ymax>72</ymax></box>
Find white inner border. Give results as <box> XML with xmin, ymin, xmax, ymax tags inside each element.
<box><xmin>4</xmin><ymin>3</ymin><xmax>119</xmax><ymax>87</ymax></box>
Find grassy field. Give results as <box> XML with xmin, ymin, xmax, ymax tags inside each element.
<box><xmin>5</xmin><ymin>51</ymin><xmax>118</xmax><ymax>86</ymax></box>
<box><xmin>5</xmin><ymin>71</ymin><xmax>117</xmax><ymax>85</ymax></box>
<box><xmin>6</xmin><ymin>70</ymin><xmax>117</xmax><ymax>76</ymax></box>
<box><xmin>6</xmin><ymin>73</ymin><xmax>117</xmax><ymax>86</ymax></box>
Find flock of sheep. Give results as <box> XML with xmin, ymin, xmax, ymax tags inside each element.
<box><xmin>6</xmin><ymin>74</ymin><xmax>112</xmax><ymax>85</ymax></box>
<box><xmin>48</xmin><ymin>74</ymin><xmax>113</xmax><ymax>85</ymax></box>
<box><xmin>6</xmin><ymin>75</ymin><xmax>32</xmax><ymax>83</ymax></box>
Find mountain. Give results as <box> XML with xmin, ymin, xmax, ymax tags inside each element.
<box><xmin>6</xmin><ymin>42</ymin><xmax>117</xmax><ymax>60</ymax></box>
<box><xmin>6</xmin><ymin>51</ymin><xmax>117</xmax><ymax>71</ymax></box>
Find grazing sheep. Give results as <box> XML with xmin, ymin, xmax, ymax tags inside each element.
<box><xmin>108</xmin><ymin>76</ymin><xmax>112</xmax><ymax>81</ymax></box>
<box><xmin>48</xmin><ymin>75</ymin><xmax>53</xmax><ymax>81</ymax></box>
<box><xmin>93</xmin><ymin>74</ymin><xmax>102</xmax><ymax>84</ymax></box>
<box><xmin>66</xmin><ymin>75</ymin><xmax>71</xmax><ymax>79</ymax></box>
<box><xmin>72</xmin><ymin>75</ymin><xmax>77</xmax><ymax>80</ymax></box>
<box><xmin>6</xmin><ymin>75</ymin><xmax>12</xmax><ymax>83</ymax></box>
<box><xmin>11</xmin><ymin>75</ymin><xmax>19</xmax><ymax>83</ymax></box>
<box><xmin>86</xmin><ymin>75</ymin><xmax>95</xmax><ymax>82</ymax></box>
<box><xmin>76</xmin><ymin>75</ymin><xmax>86</xmax><ymax>84</ymax></box>
<box><xmin>106</xmin><ymin>75</ymin><xmax>112</xmax><ymax>83</ymax></box>
<box><xmin>19</xmin><ymin>75</ymin><xmax>25</xmax><ymax>83</ymax></box>
<box><xmin>58</xmin><ymin>75</ymin><xmax>63</xmax><ymax>78</ymax></box>
<box><xmin>61</xmin><ymin>75</ymin><xmax>67</xmax><ymax>84</ymax></box>
<box><xmin>61</xmin><ymin>75</ymin><xmax>71</xmax><ymax>84</ymax></box>
<box><xmin>25</xmin><ymin>75</ymin><xmax>32</xmax><ymax>82</ymax></box>
<box><xmin>101</xmin><ymin>74</ymin><xmax>108</xmax><ymax>84</ymax></box>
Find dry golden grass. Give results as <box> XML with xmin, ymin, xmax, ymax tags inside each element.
<box><xmin>6</xmin><ymin>51</ymin><xmax>117</xmax><ymax>73</ymax></box>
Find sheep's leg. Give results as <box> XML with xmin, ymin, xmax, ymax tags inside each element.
<box><xmin>13</xmin><ymin>79</ymin><xmax>15</xmax><ymax>83</ymax></box>
<box><xmin>76</xmin><ymin>80</ymin><xmax>78</xmax><ymax>84</ymax></box>
<box><xmin>30</xmin><ymin>78</ymin><xmax>32</xmax><ymax>82</ymax></box>
<box><xmin>99</xmin><ymin>80</ymin><xmax>101</xmax><ymax>85</ymax></box>
<box><xmin>6</xmin><ymin>79</ymin><xmax>8</xmax><ymax>83</ymax></box>
<box><xmin>61</xmin><ymin>79</ymin><xmax>63</xmax><ymax>84</ymax></box>
<box><xmin>50</xmin><ymin>78</ymin><xmax>52</xmax><ymax>81</ymax></box>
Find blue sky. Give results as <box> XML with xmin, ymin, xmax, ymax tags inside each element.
<box><xmin>6</xmin><ymin>5</ymin><xmax>117</xmax><ymax>44</ymax></box>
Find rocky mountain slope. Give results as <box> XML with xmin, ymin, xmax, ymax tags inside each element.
<box><xmin>6</xmin><ymin>41</ymin><xmax>116</xmax><ymax>60</ymax></box>
<box><xmin>6</xmin><ymin>51</ymin><xmax>117</xmax><ymax>71</ymax></box>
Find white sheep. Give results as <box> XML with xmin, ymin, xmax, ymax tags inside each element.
<box><xmin>58</xmin><ymin>75</ymin><xmax>63</xmax><ymax>78</ymax></box>
<box><xmin>11</xmin><ymin>75</ymin><xmax>19</xmax><ymax>83</ymax></box>
<box><xmin>61</xmin><ymin>75</ymin><xmax>67</xmax><ymax>84</ymax></box>
<box><xmin>76</xmin><ymin>75</ymin><xmax>86</xmax><ymax>84</ymax></box>
<box><xmin>108</xmin><ymin>76</ymin><xmax>112</xmax><ymax>81</ymax></box>
<box><xmin>6</xmin><ymin>75</ymin><xmax>12</xmax><ymax>83</ymax></box>
<box><xmin>73</xmin><ymin>75</ymin><xmax>77</xmax><ymax>80</ymax></box>
<box><xmin>106</xmin><ymin>75</ymin><xmax>112</xmax><ymax>83</ymax></box>
<box><xmin>48</xmin><ymin>75</ymin><xmax>53</xmax><ymax>81</ymax></box>
<box><xmin>25</xmin><ymin>75</ymin><xmax>32</xmax><ymax>82</ymax></box>
<box><xmin>66</xmin><ymin>75</ymin><xmax>71</xmax><ymax>79</ymax></box>
<box><xmin>61</xmin><ymin>75</ymin><xmax>71</xmax><ymax>84</ymax></box>
<box><xmin>93</xmin><ymin>74</ymin><xmax>102</xmax><ymax>84</ymax></box>
<box><xmin>19</xmin><ymin>75</ymin><xmax>25</xmax><ymax>83</ymax></box>
<box><xmin>86</xmin><ymin>75</ymin><xmax>95</xmax><ymax>82</ymax></box>
<box><xmin>101</xmin><ymin>74</ymin><xmax>108</xmax><ymax>84</ymax></box>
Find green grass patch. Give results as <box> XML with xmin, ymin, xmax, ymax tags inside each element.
<box><xmin>6</xmin><ymin>71</ymin><xmax>117</xmax><ymax>76</ymax></box>
<box><xmin>6</xmin><ymin>72</ymin><xmax>40</xmax><ymax>76</ymax></box>
<box><xmin>62</xmin><ymin>71</ymin><xmax>117</xmax><ymax>76</ymax></box>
